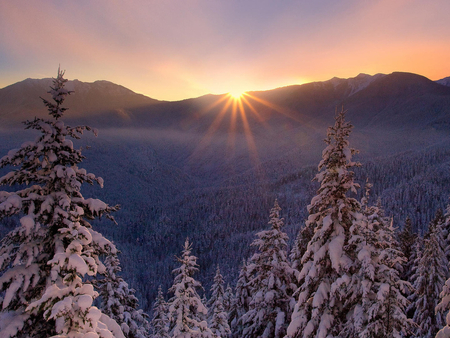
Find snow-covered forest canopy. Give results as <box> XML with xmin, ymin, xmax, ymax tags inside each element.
<box><xmin>1</xmin><ymin>70</ymin><xmax>450</xmax><ymax>337</ymax></box>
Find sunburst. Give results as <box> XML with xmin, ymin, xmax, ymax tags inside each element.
<box><xmin>187</xmin><ymin>88</ymin><xmax>312</xmax><ymax>177</ymax></box>
<box><xmin>228</xmin><ymin>90</ymin><xmax>245</xmax><ymax>100</ymax></box>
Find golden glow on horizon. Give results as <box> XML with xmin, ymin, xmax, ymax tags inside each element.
<box><xmin>228</xmin><ymin>91</ymin><xmax>246</xmax><ymax>100</ymax></box>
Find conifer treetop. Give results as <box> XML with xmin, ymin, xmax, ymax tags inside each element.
<box><xmin>40</xmin><ymin>67</ymin><xmax>73</xmax><ymax>120</ymax></box>
<box><xmin>287</xmin><ymin>109</ymin><xmax>362</xmax><ymax>338</ymax></box>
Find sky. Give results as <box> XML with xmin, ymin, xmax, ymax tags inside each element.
<box><xmin>1</xmin><ymin>0</ymin><xmax>450</xmax><ymax>101</ymax></box>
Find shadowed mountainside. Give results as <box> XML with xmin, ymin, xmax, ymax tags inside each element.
<box><xmin>0</xmin><ymin>78</ymin><xmax>160</xmax><ymax>126</ymax></box>
<box><xmin>1</xmin><ymin>71</ymin><xmax>450</xmax><ymax>310</ymax></box>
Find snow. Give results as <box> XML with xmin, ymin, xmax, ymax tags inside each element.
<box><xmin>0</xmin><ymin>194</ymin><xmax>22</xmax><ymax>213</ymax></box>
<box><xmin>100</xmin><ymin>313</ymin><xmax>126</xmax><ymax>338</ymax></box>
<box><xmin>312</xmin><ymin>282</ymin><xmax>329</xmax><ymax>307</ymax></box>
<box><xmin>377</xmin><ymin>283</ymin><xmax>389</xmax><ymax>301</ymax></box>
<box><xmin>2</xmin><ymin>276</ymin><xmax>23</xmax><ymax>309</ymax></box>
<box><xmin>20</xmin><ymin>215</ymin><xmax>35</xmax><ymax>236</ymax></box>
<box><xmin>0</xmin><ymin>310</ymin><xmax>29</xmax><ymax>338</ymax></box>
<box><xmin>329</xmin><ymin>231</ymin><xmax>345</xmax><ymax>272</ymax></box>
<box><xmin>77</xmin><ymin>295</ymin><xmax>93</xmax><ymax>311</ymax></box>
<box><xmin>86</xmin><ymin>198</ymin><xmax>108</xmax><ymax>214</ymax></box>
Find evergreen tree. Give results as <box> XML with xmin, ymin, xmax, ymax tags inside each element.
<box><xmin>289</xmin><ymin>224</ymin><xmax>314</xmax><ymax>283</ymax></box>
<box><xmin>436</xmin><ymin>277</ymin><xmax>450</xmax><ymax>338</ymax></box>
<box><xmin>443</xmin><ymin>204</ymin><xmax>450</xmax><ymax>265</ymax></box>
<box><xmin>207</xmin><ymin>266</ymin><xmax>225</xmax><ymax>321</ymax></box>
<box><xmin>286</xmin><ymin>109</ymin><xmax>363</xmax><ymax>338</ymax></box>
<box><xmin>151</xmin><ymin>286</ymin><xmax>169</xmax><ymax>338</ymax></box>
<box><xmin>406</xmin><ymin>235</ymin><xmax>423</xmax><ymax>318</ymax></box>
<box><xmin>95</xmin><ymin>254</ymin><xmax>150</xmax><ymax>338</ymax></box>
<box><xmin>436</xmin><ymin>203</ymin><xmax>450</xmax><ymax>338</ymax></box>
<box><xmin>340</xmin><ymin>181</ymin><xmax>412</xmax><ymax>337</ymax></box>
<box><xmin>241</xmin><ymin>200</ymin><xmax>295</xmax><ymax>338</ymax></box>
<box><xmin>229</xmin><ymin>259</ymin><xmax>251</xmax><ymax>338</ymax></box>
<box><xmin>0</xmin><ymin>69</ymin><xmax>122</xmax><ymax>338</ymax></box>
<box><xmin>167</xmin><ymin>239</ymin><xmax>213</xmax><ymax>338</ymax></box>
<box><xmin>222</xmin><ymin>284</ymin><xmax>234</xmax><ymax>316</ymax></box>
<box><xmin>412</xmin><ymin>213</ymin><xmax>447</xmax><ymax>338</ymax></box>
<box><xmin>398</xmin><ymin>216</ymin><xmax>418</xmax><ymax>283</ymax></box>
<box><xmin>207</xmin><ymin>266</ymin><xmax>230</xmax><ymax>338</ymax></box>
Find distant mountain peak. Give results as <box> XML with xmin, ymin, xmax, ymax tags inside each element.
<box><xmin>437</xmin><ymin>76</ymin><xmax>450</xmax><ymax>87</ymax></box>
<box><xmin>0</xmin><ymin>77</ymin><xmax>160</xmax><ymax>126</ymax></box>
<box><xmin>318</xmin><ymin>72</ymin><xmax>386</xmax><ymax>97</ymax></box>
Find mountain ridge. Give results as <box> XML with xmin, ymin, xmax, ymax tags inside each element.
<box><xmin>0</xmin><ymin>77</ymin><xmax>160</xmax><ymax>125</ymax></box>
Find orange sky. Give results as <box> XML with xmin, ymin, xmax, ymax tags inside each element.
<box><xmin>0</xmin><ymin>0</ymin><xmax>449</xmax><ymax>101</ymax></box>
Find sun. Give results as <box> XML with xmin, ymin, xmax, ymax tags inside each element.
<box><xmin>228</xmin><ymin>90</ymin><xmax>245</xmax><ymax>100</ymax></box>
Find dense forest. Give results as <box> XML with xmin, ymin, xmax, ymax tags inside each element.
<box><xmin>1</xmin><ymin>71</ymin><xmax>450</xmax><ymax>337</ymax></box>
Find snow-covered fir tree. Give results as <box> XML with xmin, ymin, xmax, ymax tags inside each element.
<box><xmin>241</xmin><ymin>200</ymin><xmax>295</xmax><ymax>338</ymax></box>
<box><xmin>207</xmin><ymin>266</ymin><xmax>225</xmax><ymax>321</ymax></box>
<box><xmin>437</xmin><ymin>274</ymin><xmax>450</xmax><ymax>338</ymax></box>
<box><xmin>347</xmin><ymin>184</ymin><xmax>412</xmax><ymax>338</ymax></box>
<box><xmin>95</xmin><ymin>253</ymin><xmax>150</xmax><ymax>338</ymax></box>
<box><xmin>398</xmin><ymin>216</ymin><xmax>418</xmax><ymax>283</ymax></box>
<box><xmin>167</xmin><ymin>239</ymin><xmax>213</xmax><ymax>338</ymax></box>
<box><xmin>229</xmin><ymin>259</ymin><xmax>251</xmax><ymax>338</ymax></box>
<box><xmin>289</xmin><ymin>224</ymin><xmax>314</xmax><ymax>284</ymax></box>
<box><xmin>369</xmin><ymin>220</ymin><xmax>413</xmax><ymax>337</ymax></box>
<box><xmin>406</xmin><ymin>235</ymin><xmax>423</xmax><ymax>319</ymax></box>
<box><xmin>342</xmin><ymin>183</ymin><xmax>375</xmax><ymax>336</ymax></box>
<box><xmin>151</xmin><ymin>286</ymin><xmax>169</xmax><ymax>338</ymax></box>
<box><xmin>437</xmin><ymin>202</ymin><xmax>450</xmax><ymax>338</ymax></box>
<box><xmin>443</xmin><ymin>204</ymin><xmax>450</xmax><ymax>265</ymax></box>
<box><xmin>412</xmin><ymin>212</ymin><xmax>447</xmax><ymax>338</ymax></box>
<box><xmin>207</xmin><ymin>266</ymin><xmax>230</xmax><ymax>338</ymax></box>
<box><xmin>222</xmin><ymin>284</ymin><xmax>234</xmax><ymax>316</ymax></box>
<box><xmin>286</xmin><ymin>109</ymin><xmax>363</xmax><ymax>338</ymax></box>
<box><xmin>0</xmin><ymin>68</ymin><xmax>124</xmax><ymax>338</ymax></box>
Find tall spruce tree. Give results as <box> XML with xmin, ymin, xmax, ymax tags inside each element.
<box><xmin>207</xmin><ymin>266</ymin><xmax>225</xmax><ymax>321</ymax></box>
<box><xmin>336</xmin><ymin>180</ymin><xmax>412</xmax><ymax>337</ymax></box>
<box><xmin>95</xmin><ymin>254</ymin><xmax>150</xmax><ymax>338</ymax></box>
<box><xmin>443</xmin><ymin>204</ymin><xmax>450</xmax><ymax>265</ymax></box>
<box><xmin>150</xmin><ymin>286</ymin><xmax>169</xmax><ymax>338</ymax></box>
<box><xmin>406</xmin><ymin>235</ymin><xmax>423</xmax><ymax>319</ymax></box>
<box><xmin>437</xmin><ymin>275</ymin><xmax>450</xmax><ymax>338</ymax></box>
<box><xmin>286</xmin><ymin>109</ymin><xmax>362</xmax><ymax>338</ymax></box>
<box><xmin>412</xmin><ymin>212</ymin><xmax>447</xmax><ymax>338</ymax></box>
<box><xmin>229</xmin><ymin>259</ymin><xmax>251</xmax><ymax>338</ymax></box>
<box><xmin>354</xmin><ymin>187</ymin><xmax>413</xmax><ymax>338</ymax></box>
<box><xmin>370</xmin><ymin>240</ymin><xmax>412</xmax><ymax>337</ymax></box>
<box><xmin>207</xmin><ymin>266</ymin><xmax>230</xmax><ymax>338</ymax></box>
<box><xmin>167</xmin><ymin>239</ymin><xmax>213</xmax><ymax>338</ymax></box>
<box><xmin>436</xmin><ymin>202</ymin><xmax>450</xmax><ymax>338</ymax></box>
<box><xmin>241</xmin><ymin>200</ymin><xmax>295</xmax><ymax>338</ymax></box>
<box><xmin>0</xmin><ymin>69</ymin><xmax>123</xmax><ymax>338</ymax></box>
<box><xmin>289</xmin><ymin>224</ymin><xmax>314</xmax><ymax>285</ymax></box>
<box><xmin>222</xmin><ymin>284</ymin><xmax>234</xmax><ymax>316</ymax></box>
<box><xmin>398</xmin><ymin>216</ymin><xmax>418</xmax><ymax>283</ymax></box>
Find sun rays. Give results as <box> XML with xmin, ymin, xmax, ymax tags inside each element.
<box><xmin>228</xmin><ymin>90</ymin><xmax>245</xmax><ymax>100</ymax></box>
<box><xmin>187</xmin><ymin>90</ymin><xmax>314</xmax><ymax>176</ymax></box>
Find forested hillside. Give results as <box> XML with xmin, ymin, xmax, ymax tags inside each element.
<box><xmin>1</xmin><ymin>71</ymin><xmax>450</xmax><ymax>316</ymax></box>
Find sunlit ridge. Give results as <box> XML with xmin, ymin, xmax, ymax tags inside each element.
<box><xmin>228</xmin><ymin>90</ymin><xmax>245</xmax><ymax>100</ymax></box>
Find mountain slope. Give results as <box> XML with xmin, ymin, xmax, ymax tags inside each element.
<box><xmin>2</xmin><ymin>71</ymin><xmax>450</xmax><ymax>310</ymax></box>
<box><xmin>437</xmin><ymin>76</ymin><xmax>450</xmax><ymax>87</ymax></box>
<box><xmin>0</xmin><ymin>78</ymin><xmax>160</xmax><ymax>126</ymax></box>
